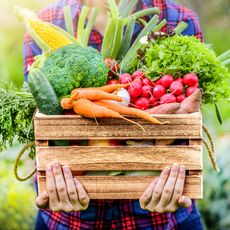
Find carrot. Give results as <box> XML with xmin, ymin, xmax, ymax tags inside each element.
<box><xmin>71</xmin><ymin>84</ymin><xmax>129</xmax><ymax>95</ymax></box>
<box><xmin>176</xmin><ymin>89</ymin><xmax>202</xmax><ymax>114</ymax></box>
<box><xmin>145</xmin><ymin>103</ymin><xmax>180</xmax><ymax>114</ymax></box>
<box><xmin>94</xmin><ymin>100</ymin><xmax>167</xmax><ymax>125</ymax></box>
<box><xmin>61</xmin><ymin>97</ymin><xmax>74</xmax><ymax>110</ymax></box>
<box><xmin>73</xmin><ymin>99</ymin><xmax>145</xmax><ymax>130</ymax></box>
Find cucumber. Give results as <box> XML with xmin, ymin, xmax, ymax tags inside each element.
<box><xmin>28</xmin><ymin>68</ymin><xmax>69</xmax><ymax>146</ymax></box>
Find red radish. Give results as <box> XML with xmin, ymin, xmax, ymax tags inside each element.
<box><xmin>119</xmin><ymin>73</ymin><xmax>132</xmax><ymax>84</ymax></box>
<box><xmin>176</xmin><ymin>94</ymin><xmax>186</xmax><ymax>103</ymax></box>
<box><xmin>142</xmin><ymin>78</ymin><xmax>153</xmax><ymax>87</ymax></box>
<box><xmin>161</xmin><ymin>75</ymin><xmax>174</xmax><ymax>88</ymax></box>
<box><xmin>141</xmin><ymin>85</ymin><xmax>152</xmax><ymax>97</ymax></box>
<box><xmin>133</xmin><ymin>79</ymin><xmax>143</xmax><ymax>86</ymax></box>
<box><xmin>153</xmin><ymin>85</ymin><xmax>166</xmax><ymax>98</ymax></box>
<box><xmin>105</xmin><ymin>58</ymin><xmax>119</xmax><ymax>72</ymax></box>
<box><xmin>132</xmin><ymin>70</ymin><xmax>145</xmax><ymax>80</ymax></box>
<box><xmin>170</xmin><ymin>81</ymin><xmax>184</xmax><ymax>96</ymax></box>
<box><xmin>149</xmin><ymin>96</ymin><xmax>159</xmax><ymax>106</ymax></box>
<box><xmin>128</xmin><ymin>81</ymin><xmax>143</xmax><ymax>98</ymax></box>
<box><xmin>160</xmin><ymin>94</ymin><xmax>177</xmax><ymax>104</ymax></box>
<box><xmin>186</xmin><ymin>86</ymin><xmax>198</xmax><ymax>97</ymax></box>
<box><xmin>107</xmin><ymin>79</ymin><xmax>119</xmax><ymax>85</ymax></box>
<box><xmin>183</xmin><ymin>73</ymin><xmax>198</xmax><ymax>87</ymax></box>
<box><xmin>130</xmin><ymin>96</ymin><xmax>137</xmax><ymax>105</ymax></box>
<box><xmin>134</xmin><ymin>97</ymin><xmax>149</xmax><ymax>110</ymax></box>
<box><xmin>175</xmin><ymin>78</ymin><xmax>183</xmax><ymax>84</ymax></box>
<box><xmin>154</xmin><ymin>78</ymin><xmax>162</xmax><ymax>85</ymax></box>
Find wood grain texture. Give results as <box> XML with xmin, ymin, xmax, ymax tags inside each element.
<box><xmin>34</xmin><ymin>112</ymin><xmax>202</xmax><ymax>140</ymax></box>
<box><xmin>36</xmin><ymin>146</ymin><xmax>202</xmax><ymax>171</ymax></box>
<box><xmin>38</xmin><ymin>175</ymin><xmax>203</xmax><ymax>199</ymax></box>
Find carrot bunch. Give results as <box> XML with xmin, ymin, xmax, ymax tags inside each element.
<box><xmin>61</xmin><ymin>84</ymin><xmax>166</xmax><ymax>128</ymax></box>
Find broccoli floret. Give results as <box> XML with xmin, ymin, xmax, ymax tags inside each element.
<box><xmin>42</xmin><ymin>44</ymin><xmax>108</xmax><ymax>97</ymax></box>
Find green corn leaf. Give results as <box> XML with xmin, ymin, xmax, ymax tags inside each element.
<box><xmin>217</xmin><ymin>49</ymin><xmax>230</xmax><ymax>62</ymax></box>
<box><xmin>63</xmin><ymin>5</ymin><xmax>74</xmax><ymax>36</ymax></box>
<box><xmin>118</xmin><ymin>0</ymin><xmax>129</xmax><ymax>15</ymax></box>
<box><xmin>107</xmin><ymin>0</ymin><xmax>119</xmax><ymax>18</ymax></box>
<box><xmin>215</xmin><ymin>103</ymin><xmax>223</xmax><ymax>125</ymax></box>
<box><xmin>121</xmin><ymin>0</ymin><xmax>139</xmax><ymax>17</ymax></box>
<box><xmin>129</xmin><ymin>7</ymin><xmax>160</xmax><ymax>20</ymax></box>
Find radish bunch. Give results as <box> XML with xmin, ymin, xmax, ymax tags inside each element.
<box><xmin>118</xmin><ymin>70</ymin><xmax>199</xmax><ymax>110</ymax></box>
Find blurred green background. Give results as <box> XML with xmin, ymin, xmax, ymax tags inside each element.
<box><xmin>0</xmin><ymin>0</ymin><xmax>229</xmax><ymax>229</ymax></box>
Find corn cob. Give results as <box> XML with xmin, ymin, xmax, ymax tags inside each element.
<box><xmin>14</xmin><ymin>7</ymin><xmax>73</xmax><ymax>52</ymax></box>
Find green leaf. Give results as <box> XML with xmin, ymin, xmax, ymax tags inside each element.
<box><xmin>63</xmin><ymin>5</ymin><xmax>74</xmax><ymax>36</ymax></box>
<box><xmin>215</xmin><ymin>103</ymin><xmax>223</xmax><ymax>125</ymax></box>
<box><xmin>174</xmin><ymin>21</ymin><xmax>188</xmax><ymax>34</ymax></box>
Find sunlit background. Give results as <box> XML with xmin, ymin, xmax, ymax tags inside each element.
<box><xmin>0</xmin><ymin>1</ymin><xmax>230</xmax><ymax>229</ymax></box>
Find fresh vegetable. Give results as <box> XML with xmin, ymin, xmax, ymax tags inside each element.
<box><xmin>170</xmin><ymin>81</ymin><xmax>184</xmax><ymax>96</ymax></box>
<box><xmin>0</xmin><ymin>81</ymin><xmax>36</xmax><ymax>157</ymax></box>
<box><xmin>42</xmin><ymin>44</ymin><xmax>109</xmax><ymax>97</ymax></box>
<box><xmin>145</xmin><ymin>103</ymin><xmax>180</xmax><ymax>114</ymax></box>
<box><xmin>119</xmin><ymin>73</ymin><xmax>132</xmax><ymax>84</ymax></box>
<box><xmin>105</xmin><ymin>58</ymin><xmax>119</xmax><ymax>76</ymax></box>
<box><xmin>183</xmin><ymin>73</ymin><xmax>198</xmax><ymax>87</ymax></box>
<box><xmin>161</xmin><ymin>75</ymin><xmax>174</xmax><ymax>88</ymax></box>
<box><xmin>28</xmin><ymin>68</ymin><xmax>62</xmax><ymax>115</ymax></box>
<box><xmin>107</xmin><ymin>79</ymin><xmax>119</xmax><ymax>85</ymax></box>
<box><xmin>153</xmin><ymin>85</ymin><xmax>166</xmax><ymax>98</ymax></box>
<box><xmin>114</xmin><ymin>88</ymin><xmax>130</xmax><ymax>107</ymax></box>
<box><xmin>160</xmin><ymin>94</ymin><xmax>177</xmax><ymax>104</ymax></box>
<box><xmin>14</xmin><ymin>7</ymin><xmax>75</xmax><ymax>52</ymax></box>
<box><xmin>128</xmin><ymin>81</ymin><xmax>143</xmax><ymax>98</ymax></box>
<box><xmin>73</xmin><ymin>99</ymin><xmax>145</xmax><ymax>130</ymax></box>
<box><xmin>134</xmin><ymin>35</ymin><xmax>229</xmax><ymax>104</ymax></box>
<box><xmin>94</xmin><ymin>100</ymin><xmax>166</xmax><ymax>125</ymax></box>
<box><xmin>132</xmin><ymin>70</ymin><xmax>145</xmax><ymax>80</ymax></box>
<box><xmin>141</xmin><ymin>85</ymin><xmax>152</xmax><ymax>98</ymax></box>
<box><xmin>176</xmin><ymin>89</ymin><xmax>202</xmax><ymax>114</ymax></box>
<box><xmin>142</xmin><ymin>78</ymin><xmax>153</xmax><ymax>87</ymax></box>
<box><xmin>185</xmin><ymin>86</ymin><xmax>199</xmax><ymax>97</ymax></box>
<box><xmin>176</xmin><ymin>94</ymin><xmax>186</xmax><ymax>103</ymax></box>
<box><xmin>134</xmin><ymin>97</ymin><xmax>149</xmax><ymax>110</ymax></box>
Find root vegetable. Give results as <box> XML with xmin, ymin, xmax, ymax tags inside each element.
<box><xmin>145</xmin><ymin>102</ymin><xmax>180</xmax><ymax>114</ymax></box>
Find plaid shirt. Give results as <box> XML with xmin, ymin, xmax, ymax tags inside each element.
<box><xmin>25</xmin><ymin>0</ymin><xmax>203</xmax><ymax>229</ymax></box>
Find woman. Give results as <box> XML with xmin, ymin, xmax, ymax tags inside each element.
<box><xmin>24</xmin><ymin>0</ymin><xmax>203</xmax><ymax>229</ymax></box>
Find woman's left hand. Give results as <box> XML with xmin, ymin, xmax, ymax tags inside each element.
<box><xmin>139</xmin><ymin>164</ymin><xmax>192</xmax><ymax>213</ymax></box>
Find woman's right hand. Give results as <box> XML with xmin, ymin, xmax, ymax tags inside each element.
<box><xmin>36</xmin><ymin>161</ymin><xmax>90</xmax><ymax>212</ymax></box>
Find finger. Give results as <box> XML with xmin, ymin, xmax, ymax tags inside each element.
<box><xmin>150</xmin><ymin>167</ymin><xmax>170</xmax><ymax>206</ymax></box>
<box><xmin>62</xmin><ymin>166</ymin><xmax>79</xmax><ymax>205</ymax></box>
<box><xmin>178</xmin><ymin>196</ymin><xmax>192</xmax><ymax>208</ymax></box>
<box><xmin>52</xmin><ymin>161</ymin><xmax>69</xmax><ymax>204</ymax></box>
<box><xmin>139</xmin><ymin>177</ymin><xmax>158</xmax><ymax>209</ymax></box>
<box><xmin>46</xmin><ymin>164</ymin><xmax>59</xmax><ymax>209</ymax></box>
<box><xmin>74</xmin><ymin>178</ymin><xmax>90</xmax><ymax>209</ymax></box>
<box><xmin>158</xmin><ymin>164</ymin><xmax>180</xmax><ymax>207</ymax></box>
<box><xmin>169</xmin><ymin>165</ymin><xmax>186</xmax><ymax>205</ymax></box>
<box><xmin>36</xmin><ymin>191</ymin><xmax>49</xmax><ymax>209</ymax></box>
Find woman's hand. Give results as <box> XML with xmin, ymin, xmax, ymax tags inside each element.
<box><xmin>139</xmin><ymin>164</ymin><xmax>192</xmax><ymax>213</ymax></box>
<box><xmin>36</xmin><ymin>161</ymin><xmax>90</xmax><ymax>212</ymax></box>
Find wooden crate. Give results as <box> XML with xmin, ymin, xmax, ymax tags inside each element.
<box><xmin>34</xmin><ymin>111</ymin><xmax>203</xmax><ymax>199</ymax></box>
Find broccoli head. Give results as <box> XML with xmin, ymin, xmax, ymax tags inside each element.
<box><xmin>42</xmin><ymin>44</ymin><xmax>109</xmax><ymax>97</ymax></box>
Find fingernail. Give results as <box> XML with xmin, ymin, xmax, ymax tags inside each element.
<box><xmin>164</xmin><ymin>167</ymin><xmax>170</xmax><ymax>174</ymax></box>
<box><xmin>63</xmin><ymin>166</ymin><xmax>70</xmax><ymax>173</ymax></box>
<box><xmin>180</xmin><ymin>195</ymin><xmax>185</xmax><ymax>203</ymax></box>
<box><xmin>180</xmin><ymin>166</ymin><xmax>185</xmax><ymax>173</ymax></box>
<box><xmin>41</xmin><ymin>191</ymin><xmax>48</xmax><ymax>200</ymax></box>
<box><xmin>46</xmin><ymin>165</ymin><xmax>52</xmax><ymax>172</ymax></box>
<box><xmin>54</xmin><ymin>161</ymin><xmax>60</xmax><ymax>169</ymax></box>
<box><xmin>172</xmin><ymin>164</ymin><xmax>179</xmax><ymax>172</ymax></box>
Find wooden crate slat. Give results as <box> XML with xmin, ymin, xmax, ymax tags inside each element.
<box><xmin>35</xmin><ymin>124</ymin><xmax>201</xmax><ymax>140</ymax></box>
<box><xmin>38</xmin><ymin>175</ymin><xmax>203</xmax><ymax>199</ymax></box>
<box><xmin>36</xmin><ymin>146</ymin><xmax>202</xmax><ymax>171</ymax></box>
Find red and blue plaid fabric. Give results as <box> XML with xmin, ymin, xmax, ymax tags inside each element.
<box><xmin>25</xmin><ymin>0</ymin><xmax>203</xmax><ymax>229</ymax></box>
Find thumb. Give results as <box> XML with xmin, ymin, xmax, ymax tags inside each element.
<box><xmin>36</xmin><ymin>191</ymin><xmax>49</xmax><ymax>209</ymax></box>
<box><xmin>178</xmin><ymin>196</ymin><xmax>192</xmax><ymax>208</ymax></box>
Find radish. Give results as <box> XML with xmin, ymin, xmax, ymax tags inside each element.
<box><xmin>149</xmin><ymin>96</ymin><xmax>159</xmax><ymax>106</ymax></box>
<box><xmin>132</xmin><ymin>70</ymin><xmax>145</xmax><ymax>80</ymax></box>
<box><xmin>176</xmin><ymin>94</ymin><xmax>186</xmax><ymax>103</ymax></box>
<box><xmin>134</xmin><ymin>97</ymin><xmax>149</xmax><ymax>110</ymax></box>
<box><xmin>107</xmin><ymin>79</ymin><xmax>119</xmax><ymax>85</ymax></box>
<box><xmin>175</xmin><ymin>78</ymin><xmax>183</xmax><ymax>85</ymax></box>
<box><xmin>119</xmin><ymin>73</ymin><xmax>132</xmax><ymax>84</ymax></box>
<box><xmin>183</xmin><ymin>73</ymin><xmax>198</xmax><ymax>87</ymax></box>
<box><xmin>186</xmin><ymin>86</ymin><xmax>198</xmax><ymax>97</ymax></box>
<box><xmin>170</xmin><ymin>81</ymin><xmax>184</xmax><ymax>96</ymax></box>
<box><xmin>160</xmin><ymin>94</ymin><xmax>177</xmax><ymax>104</ymax></box>
<box><xmin>161</xmin><ymin>75</ymin><xmax>174</xmax><ymax>88</ymax></box>
<box><xmin>142</xmin><ymin>78</ymin><xmax>153</xmax><ymax>87</ymax></box>
<box><xmin>153</xmin><ymin>85</ymin><xmax>166</xmax><ymax>98</ymax></box>
<box><xmin>128</xmin><ymin>81</ymin><xmax>143</xmax><ymax>98</ymax></box>
<box><xmin>141</xmin><ymin>85</ymin><xmax>152</xmax><ymax>97</ymax></box>
<box><xmin>154</xmin><ymin>78</ymin><xmax>162</xmax><ymax>85</ymax></box>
